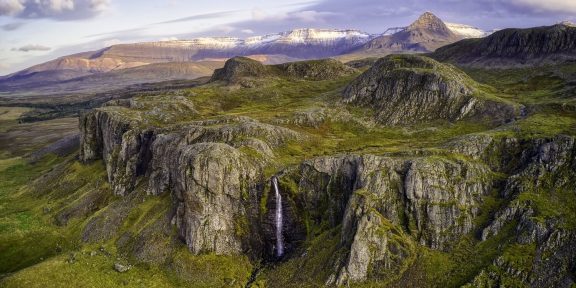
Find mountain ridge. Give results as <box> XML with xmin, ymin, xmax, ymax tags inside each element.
<box><xmin>0</xmin><ymin>12</ymin><xmax>481</xmax><ymax>94</ymax></box>
<box><xmin>431</xmin><ymin>23</ymin><xmax>576</xmax><ymax>67</ymax></box>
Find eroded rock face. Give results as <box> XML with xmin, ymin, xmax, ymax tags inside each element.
<box><xmin>449</xmin><ymin>135</ymin><xmax>576</xmax><ymax>288</ymax></box>
<box><xmin>329</xmin><ymin>190</ymin><xmax>416</xmax><ymax>286</ymax></box>
<box><xmin>80</xmin><ymin>105</ymin><xmax>302</xmax><ymax>255</ymax></box>
<box><xmin>287</xmin><ymin>154</ymin><xmax>494</xmax><ymax>284</ymax></box>
<box><xmin>343</xmin><ymin>55</ymin><xmax>516</xmax><ymax>125</ymax></box>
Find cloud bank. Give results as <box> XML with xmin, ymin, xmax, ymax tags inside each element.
<box><xmin>0</xmin><ymin>0</ymin><xmax>109</xmax><ymax>20</ymax></box>
<box><xmin>12</xmin><ymin>44</ymin><xmax>52</xmax><ymax>52</ymax></box>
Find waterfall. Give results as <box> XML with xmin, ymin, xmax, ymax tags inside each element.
<box><xmin>272</xmin><ymin>176</ymin><xmax>284</xmax><ymax>257</ymax></box>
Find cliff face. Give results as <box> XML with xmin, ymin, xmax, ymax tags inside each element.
<box><xmin>292</xmin><ymin>154</ymin><xmax>492</xmax><ymax>285</ymax></box>
<box><xmin>343</xmin><ymin>55</ymin><xmax>516</xmax><ymax>125</ymax></box>
<box><xmin>80</xmin><ymin>105</ymin><xmax>303</xmax><ymax>255</ymax></box>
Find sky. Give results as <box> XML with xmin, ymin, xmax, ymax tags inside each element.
<box><xmin>0</xmin><ymin>0</ymin><xmax>575</xmax><ymax>75</ymax></box>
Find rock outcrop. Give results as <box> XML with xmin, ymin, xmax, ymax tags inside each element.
<box><xmin>343</xmin><ymin>54</ymin><xmax>516</xmax><ymax>125</ymax></box>
<box><xmin>446</xmin><ymin>134</ymin><xmax>576</xmax><ymax>287</ymax></box>
<box><xmin>80</xmin><ymin>101</ymin><xmax>303</xmax><ymax>255</ymax></box>
<box><xmin>278</xmin><ymin>154</ymin><xmax>494</xmax><ymax>285</ymax></box>
<box><xmin>210</xmin><ymin>57</ymin><xmax>356</xmax><ymax>85</ymax></box>
<box><xmin>210</xmin><ymin>57</ymin><xmax>269</xmax><ymax>83</ymax></box>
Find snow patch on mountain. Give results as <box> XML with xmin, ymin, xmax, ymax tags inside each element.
<box><xmin>445</xmin><ymin>23</ymin><xmax>490</xmax><ymax>38</ymax></box>
<box><xmin>378</xmin><ymin>22</ymin><xmax>491</xmax><ymax>39</ymax></box>
<box><xmin>147</xmin><ymin>29</ymin><xmax>374</xmax><ymax>49</ymax></box>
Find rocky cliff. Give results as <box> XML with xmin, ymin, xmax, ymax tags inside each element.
<box><xmin>343</xmin><ymin>54</ymin><xmax>516</xmax><ymax>125</ymax></box>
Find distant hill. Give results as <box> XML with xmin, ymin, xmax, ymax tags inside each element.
<box><xmin>430</xmin><ymin>23</ymin><xmax>576</xmax><ymax>67</ymax></box>
<box><xmin>0</xmin><ymin>61</ymin><xmax>224</xmax><ymax>95</ymax></box>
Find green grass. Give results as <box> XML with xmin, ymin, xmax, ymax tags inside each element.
<box><xmin>395</xmin><ymin>220</ymin><xmax>519</xmax><ymax>288</ymax></box>
<box><xmin>0</xmin><ymin>152</ymin><xmax>255</xmax><ymax>287</ymax></box>
<box><xmin>1</xmin><ymin>244</ymin><xmax>180</xmax><ymax>288</ymax></box>
<box><xmin>0</xmin><ymin>155</ymin><xmax>74</xmax><ymax>274</ymax></box>
<box><xmin>255</xmin><ymin>227</ymin><xmax>344</xmax><ymax>287</ymax></box>
<box><xmin>465</xmin><ymin>64</ymin><xmax>576</xmax><ymax>106</ymax></box>
<box><xmin>170</xmin><ymin>248</ymin><xmax>253</xmax><ymax>287</ymax></box>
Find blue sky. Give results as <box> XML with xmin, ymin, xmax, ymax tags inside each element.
<box><xmin>0</xmin><ymin>0</ymin><xmax>575</xmax><ymax>75</ymax></box>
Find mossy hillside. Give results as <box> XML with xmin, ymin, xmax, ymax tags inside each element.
<box><xmin>0</xmin><ymin>154</ymin><xmax>258</xmax><ymax>287</ymax></box>
<box><xmin>393</xmin><ymin>220</ymin><xmax>521</xmax><ymax>288</ymax></box>
<box><xmin>0</xmin><ymin>110</ymin><xmax>77</xmax><ymax>159</ymax></box>
<box><xmin>0</xmin><ymin>154</ymin><xmax>78</xmax><ymax>274</ymax></box>
<box><xmin>254</xmin><ymin>227</ymin><xmax>345</xmax><ymax>287</ymax></box>
<box><xmin>4</xmin><ymin>54</ymin><xmax>576</xmax><ymax>287</ymax></box>
<box><xmin>464</xmin><ymin>63</ymin><xmax>576</xmax><ymax>107</ymax></box>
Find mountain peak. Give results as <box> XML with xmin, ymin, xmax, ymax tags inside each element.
<box><xmin>407</xmin><ymin>11</ymin><xmax>451</xmax><ymax>33</ymax></box>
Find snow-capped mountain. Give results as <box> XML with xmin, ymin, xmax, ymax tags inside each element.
<box><xmin>92</xmin><ymin>28</ymin><xmax>375</xmax><ymax>64</ymax></box>
<box><xmin>377</xmin><ymin>22</ymin><xmax>491</xmax><ymax>39</ymax></box>
<box><xmin>144</xmin><ymin>29</ymin><xmax>373</xmax><ymax>49</ymax></box>
<box><xmin>358</xmin><ymin>12</ymin><xmax>463</xmax><ymax>53</ymax></box>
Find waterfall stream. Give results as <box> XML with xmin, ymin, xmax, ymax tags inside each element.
<box><xmin>272</xmin><ymin>176</ymin><xmax>284</xmax><ymax>257</ymax></box>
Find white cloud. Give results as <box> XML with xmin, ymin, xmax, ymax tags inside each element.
<box><xmin>509</xmin><ymin>0</ymin><xmax>576</xmax><ymax>13</ymax></box>
<box><xmin>289</xmin><ymin>10</ymin><xmax>336</xmax><ymax>22</ymax></box>
<box><xmin>0</xmin><ymin>0</ymin><xmax>25</xmax><ymax>15</ymax></box>
<box><xmin>1</xmin><ymin>22</ymin><xmax>25</xmax><ymax>30</ymax></box>
<box><xmin>101</xmin><ymin>38</ymin><xmax>122</xmax><ymax>47</ymax></box>
<box><xmin>241</xmin><ymin>29</ymin><xmax>254</xmax><ymax>34</ymax></box>
<box><xmin>12</xmin><ymin>44</ymin><xmax>52</xmax><ymax>52</ymax></box>
<box><xmin>251</xmin><ymin>7</ymin><xmax>336</xmax><ymax>23</ymax></box>
<box><xmin>214</xmin><ymin>25</ymin><xmax>235</xmax><ymax>33</ymax></box>
<box><xmin>159</xmin><ymin>36</ymin><xmax>178</xmax><ymax>41</ymax></box>
<box><xmin>251</xmin><ymin>7</ymin><xmax>267</xmax><ymax>21</ymax></box>
<box><xmin>0</xmin><ymin>0</ymin><xmax>110</xmax><ymax>19</ymax></box>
